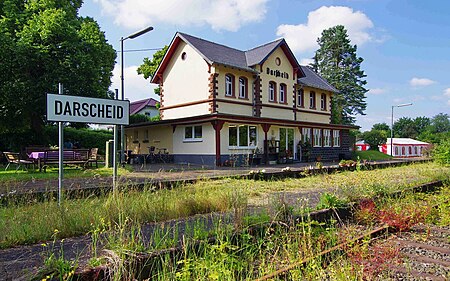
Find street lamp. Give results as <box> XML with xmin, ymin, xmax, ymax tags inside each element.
<box><xmin>120</xmin><ymin>26</ymin><xmax>153</xmax><ymax>164</ymax></box>
<box><xmin>390</xmin><ymin>103</ymin><xmax>413</xmax><ymax>157</ymax></box>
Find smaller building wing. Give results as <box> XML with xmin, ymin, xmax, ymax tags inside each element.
<box><xmin>298</xmin><ymin>66</ymin><xmax>338</xmax><ymax>93</ymax></box>
<box><xmin>130</xmin><ymin>98</ymin><xmax>159</xmax><ymax>115</ymax></box>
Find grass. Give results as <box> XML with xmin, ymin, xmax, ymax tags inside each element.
<box><xmin>0</xmin><ymin>164</ymin><xmax>131</xmax><ymax>182</ymax></box>
<box><xmin>353</xmin><ymin>149</ymin><xmax>393</xmax><ymax>161</ymax></box>
<box><xmin>0</xmin><ymin>162</ymin><xmax>448</xmax><ymax>250</ymax></box>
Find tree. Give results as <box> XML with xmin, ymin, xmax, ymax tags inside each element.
<box><xmin>138</xmin><ymin>45</ymin><xmax>168</xmax><ymax>95</ymax></box>
<box><xmin>360</xmin><ymin>130</ymin><xmax>388</xmax><ymax>150</ymax></box>
<box><xmin>312</xmin><ymin>25</ymin><xmax>368</xmax><ymax>125</ymax></box>
<box><xmin>372</xmin><ymin>123</ymin><xmax>390</xmax><ymax>132</ymax></box>
<box><xmin>413</xmin><ymin>116</ymin><xmax>431</xmax><ymax>135</ymax></box>
<box><xmin>428</xmin><ymin>113</ymin><xmax>450</xmax><ymax>133</ymax></box>
<box><xmin>393</xmin><ymin>117</ymin><xmax>416</xmax><ymax>138</ymax></box>
<box><xmin>0</xmin><ymin>0</ymin><xmax>116</xmax><ymax>137</ymax></box>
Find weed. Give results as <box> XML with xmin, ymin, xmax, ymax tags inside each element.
<box><xmin>316</xmin><ymin>192</ymin><xmax>347</xmax><ymax>210</ymax></box>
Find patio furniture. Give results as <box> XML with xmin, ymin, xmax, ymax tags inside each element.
<box><xmin>3</xmin><ymin>152</ymin><xmax>34</xmax><ymax>171</ymax></box>
<box><xmin>29</xmin><ymin>149</ymin><xmax>90</xmax><ymax>172</ymax></box>
<box><xmin>87</xmin><ymin>148</ymin><xmax>99</xmax><ymax>168</ymax></box>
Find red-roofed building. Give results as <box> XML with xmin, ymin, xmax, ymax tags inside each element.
<box><xmin>130</xmin><ymin>98</ymin><xmax>159</xmax><ymax>118</ymax></box>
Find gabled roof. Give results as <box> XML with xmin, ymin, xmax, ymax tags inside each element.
<box><xmin>245</xmin><ymin>39</ymin><xmax>284</xmax><ymax>66</ymax></box>
<box><xmin>386</xmin><ymin>138</ymin><xmax>430</xmax><ymax>145</ymax></box>
<box><xmin>178</xmin><ymin>33</ymin><xmax>254</xmax><ymax>72</ymax></box>
<box><xmin>130</xmin><ymin>98</ymin><xmax>158</xmax><ymax>115</ymax></box>
<box><xmin>152</xmin><ymin>32</ymin><xmax>305</xmax><ymax>83</ymax></box>
<box><xmin>297</xmin><ymin>66</ymin><xmax>338</xmax><ymax>93</ymax></box>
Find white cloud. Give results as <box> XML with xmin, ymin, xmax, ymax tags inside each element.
<box><xmin>94</xmin><ymin>0</ymin><xmax>268</xmax><ymax>31</ymax></box>
<box><xmin>409</xmin><ymin>77</ymin><xmax>436</xmax><ymax>87</ymax></box>
<box><xmin>276</xmin><ymin>6</ymin><xmax>374</xmax><ymax>53</ymax></box>
<box><xmin>299</xmin><ymin>58</ymin><xmax>314</xmax><ymax>65</ymax></box>
<box><xmin>368</xmin><ymin>88</ymin><xmax>386</xmax><ymax>95</ymax></box>
<box><xmin>111</xmin><ymin>64</ymin><xmax>158</xmax><ymax>102</ymax></box>
<box><xmin>444</xmin><ymin>88</ymin><xmax>450</xmax><ymax>97</ymax></box>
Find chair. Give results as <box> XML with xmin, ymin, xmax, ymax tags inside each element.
<box><xmin>4</xmin><ymin>152</ymin><xmax>34</xmax><ymax>171</ymax></box>
<box><xmin>87</xmin><ymin>148</ymin><xmax>99</xmax><ymax>168</ymax></box>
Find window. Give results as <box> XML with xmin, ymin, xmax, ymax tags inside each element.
<box><xmin>144</xmin><ymin>129</ymin><xmax>149</xmax><ymax>140</ymax></box>
<box><xmin>239</xmin><ymin>77</ymin><xmax>247</xmax><ymax>99</ymax></box>
<box><xmin>184</xmin><ymin>125</ymin><xmax>202</xmax><ymax>141</ymax></box>
<box><xmin>333</xmin><ymin>130</ymin><xmax>340</xmax><ymax>147</ymax></box>
<box><xmin>323</xmin><ymin>129</ymin><xmax>331</xmax><ymax>147</ymax></box>
<box><xmin>275</xmin><ymin>57</ymin><xmax>281</xmax><ymax>66</ymax></box>
<box><xmin>313</xmin><ymin>128</ymin><xmax>322</xmax><ymax>147</ymax></box>
<box><xmin>133</xmin><ymin>130</ymin><xmax>139</xmax><ymax>140</ymax></box>
<box><xmin>297</xmin><ymin>89</ymin><xmax>304</xmax><ymax>107</ymax></box>
<box><xmin>229</xmin><ymin>125</ymin><xmax>257</xmax><ymax>147</ymax></box>
<box><xmin>309</xmin><ymin>91</ymin><xmax>316</xmax><ymax>109</ymax></box>
<box><xmin>181</xmin><ymin>52</ymin><xmax>187</xmax><ymax>60</ymax></box>
<box><xmin>225</xmin><ymin>74</ymin><xmax>234</xmax><ymax>97</ymax></box>
<box><xmin>269</xmin><ymin>81</ymin><xmax>276</xmax><ymax>102</ymax></box>
<box><xmin>302</xmin><ymin>128</ymin><xmax>311</xmax><ymax>144</ymax></box>
<box><xmin>279</xmin><ymin>84</ymin><xmax>286</xmax><ymax>103</ymax></box>
<box><xmin>320</xmin><ymin>93</ymin><xmax>327</xmax><ymax>110</ymax></box>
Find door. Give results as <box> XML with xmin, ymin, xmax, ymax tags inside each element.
<box><xmin>280</xmin><ymin>128</ymin><xmax>295</xmax><ymax>159</ymax></box>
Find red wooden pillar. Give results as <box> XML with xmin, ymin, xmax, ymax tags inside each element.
<box><xmin>211</xmin><ymin>120</ymin><xmax>225</xmax><ymax>166</ymax></box>
<box><xmin>262</xmin><ymin>124</ymin><xmax>271</xmax><ymax>164</ymax></box>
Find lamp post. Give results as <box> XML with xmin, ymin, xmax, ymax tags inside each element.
<box><xmin>390</xmin><ymin>103</ymin><xmax>413</xmax><ymax>157</ymax></box>
<box><xmin>120</xmin><ymin>26</ymin><xmax>153</xmax><ymax>165</ymax></box>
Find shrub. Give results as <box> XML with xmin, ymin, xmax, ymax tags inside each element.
<box><xmin>433</xmin><ymin>137</ymin><xmax>450</xmax><ymax>166</ymax></box>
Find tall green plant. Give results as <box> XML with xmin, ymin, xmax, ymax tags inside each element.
<box><xmin>312</xmin><ymin>25</ymin><xmax>368</xmax><ymax>125</ymax></box>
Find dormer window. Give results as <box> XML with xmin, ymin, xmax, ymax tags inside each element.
<box><xmin>225</xmin><ymin>74</ymin><xmax>234</xmax><ymax>97</ymax></box>
<box><xmin>269</xmin><ymin>81</ymin><xmax>277</xmax><ymax>102</ymax></box>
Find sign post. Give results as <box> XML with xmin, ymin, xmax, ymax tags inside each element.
<box><xmin>47</xmin><ymin>93</ymin><xmax>129</xmax><ymax>203</ymax></box>
<box><xmin>58</xmin><ymin>84</ymin><xmax>64</xmax><ymax>206</ymax></box>
<box><xmin>113</xmin><ymin>89</ymin><xmax>119</xmax><ymax>192</ymax></box>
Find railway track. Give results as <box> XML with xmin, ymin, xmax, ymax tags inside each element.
<box><xmin>255</xmin><ymin>199</ymin><xmax>449</xmax><ymax>281</ymax></box>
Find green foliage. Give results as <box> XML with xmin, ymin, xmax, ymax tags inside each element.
<box><xmin>433</xmin><ymin>137</ymin><xmax>450</xmax><ymax>166</ymax></box>
<box><xmin>393</xmin><ymin>114</ymin><xmax>448</xmax><ymax>143</ymax></box>
<box><xmin>360</xmin><ymin>129</ymin><xmax>387</xmax><ymax>150</ymax></box>
<box><xmin>137</xmin><ymin>45</ymin><xmax>169</xmax><ymax>95</ymax></box>
<box><xmin>44</xmin><ymin>126</ymin><xmax>112</xmax><ymax>154</ymax></box>
<box><xmin>316</xmin><ymin>193</ymin><xmax>347</xmax><ymax>209</ymax></box>
<box><xmin>312</xmin><ymin>25</ymin><xmax>368</xmax><ymax>125</ymax></box>
<box><xmin>371</xmin><ymin>123</ymin><xmax>390</xmax><ymax>131</ymax></box>
<box><xmin>129</xmin><ymin>113</ymin><xmax>160</xmax><ymax>124</ymax></box>
<box><xmin>0</xmin><ymin>1</ymin><xmax>115</xmax><ymax>136</ymax></box>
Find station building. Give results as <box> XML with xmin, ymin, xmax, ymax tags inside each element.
<box><xmin>125</xmin><ymin>32</ymin><xmax>355</xmax><ymax>166</ymax></box>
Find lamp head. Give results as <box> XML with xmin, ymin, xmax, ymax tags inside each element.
<box><xmin>127</xmin><ymin>26</ymin><xmax>154</xmax><ymax>39</ymax></box>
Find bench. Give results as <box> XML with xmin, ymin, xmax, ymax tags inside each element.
<box><xmin>38</xmin><ymin>149</ymin><xmax>90</xmax><ymax>172</ymax></box>
<box><xmin>3</xmin><ymin>152</ymin><xmax>35</xmax><ymax>171</ymax></box>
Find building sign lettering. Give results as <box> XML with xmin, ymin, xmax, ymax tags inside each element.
<box><xmin>266</xmin><ymin>67</ymin><xmax>289</xmax><ymax>79</ymax></box>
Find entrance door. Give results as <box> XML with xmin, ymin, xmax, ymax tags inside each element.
<box><xmin>280</xmin><ymin>128</ymin><xmax>295</xmax><ymax>159</ymax></box>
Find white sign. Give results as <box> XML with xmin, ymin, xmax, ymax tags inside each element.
<box><xmin>47</xmin><ymin>94</ymin><xmax>129</xmax><ymax>125</ymax></box>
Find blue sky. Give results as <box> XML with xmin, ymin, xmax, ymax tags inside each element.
<box><xmin>80</xmin><ymin>0</ymin><xmax>450</xmax><ymax>131</ymax></box>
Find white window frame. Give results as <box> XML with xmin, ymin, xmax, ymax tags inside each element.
<box><xmin>333</xmin><ymin>130</ymin><xmax>340</xmax><ymax>147</ymax></box>
<box><xmin>302</xmin><ymin>128</ymin><xmax>311</xmax><ymax>144</ymax></box>
<box><xmin>309</xmin><ymin>92</ymin><xmax>315</xmax><ymax>109</ymax></box>
<box><xmin>269</xmin><ymin>82</ymin><xmax>275</xmax><ymax>101</ymax></box>
<box><xmin>320</xmin><ymin>93</ymin><xmax>326</xmax><ymax>110</ymax></box>
<box><xmin>279</xmin><ymin>84</ymin><xmax>285</xmax><ymax>103</ymax></box>
<box><xmin>239</xmin><ymin>77</ymin><xmax>246</xmax><ymax>99</ymax></box>
<box><xmin>228</xmin><ymin>125</ymin><xmax>257</xmax><ymax>148</ymax></box>
<box><xmin>323</xmin><ymin>129</ymin><xmax>331</xmax><ymax>147</ymax></box>
<box><xmin>225</xmin><ymin>75</ymin><xmax>233</xmax><ymax>97</ymax></box>
<box><xmin>313</xmin><ymin>128</ymin><xmax>322</xmax><ymax>147</ymax></box>
<box><xmin>297</xmin><ymin>89</ymin><xmax>304</xmax><ymax>107</ymax></box>
<box><xmin>184</xmin><ymin>125</ymin><xmax>203</xmax><ymax>142</ymax></box>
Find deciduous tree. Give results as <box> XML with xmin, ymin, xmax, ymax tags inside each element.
<box><xmin>138</xmin><ymin>45</ymin><xmax>168</xmax><ymax>95</ymax></box>
<box><xmin>0</xmin><ymin>0</ymin><xmax>115</xmax><ymax>137</ymax></box>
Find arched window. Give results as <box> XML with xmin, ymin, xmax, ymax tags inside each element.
<box><xmin>225</xmin><ymin>74</ymin><xmax>234</xmax><ymax>97</ymax></box>
<box><xmin>297</xmin><ymin>89</ymin><xmax>304</xmax><ymax>107</ymax></box>
<box><xmin>320</xmin><ymin>93</ymin><xmax>327</xmax><ymax>110</ymax></box>
<box><xmin>269</xmin><ymin>81</ymin><xmax>277</xmax><ymax>102</ymax></box>
<box><xmin>309</xmin><ymin>91</ymin><xmax>316</xmax><ymax>109</ymax></box>
<box><xmin>279</xmin><ymin>84</ymin><xmax>286</xmax><ymax>103</ymax></box>
<box><xmin>239</xmin><ymin>77</ymin><xmax>247</xmax><ymax>99</ymax></box>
